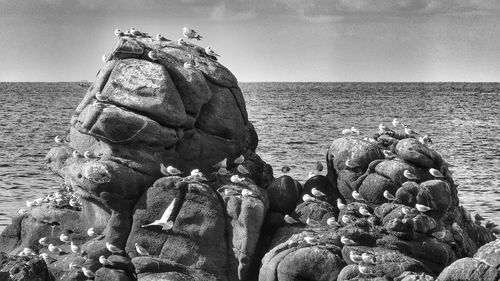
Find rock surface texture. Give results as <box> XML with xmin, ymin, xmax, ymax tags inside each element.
<box><xmin>0</xmin><ymin>31</ymin><xmax>496</xmax><ymax>281</ymax></box>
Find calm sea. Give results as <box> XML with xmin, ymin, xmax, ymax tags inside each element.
<box><xmin>0</xmin><ymin>82</ymin><xmax>499</xmax><ymax>231</ymax></box>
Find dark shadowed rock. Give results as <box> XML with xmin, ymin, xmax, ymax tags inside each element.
<box><xmin>267</xmin><ymin>176</ymin><xmax>302</xmax><ymax>215</ymax></box>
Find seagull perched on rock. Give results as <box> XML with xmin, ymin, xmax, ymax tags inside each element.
<box><xmin>234</xmin><ymin>155</ymin><xmax>245</xmax><ymax>165</ymax></box>
<box><xmin>70</xmin><ymin>241</ymin><xmax>82</xmax><ymax>254</ymax></box>
<box><xmin>311</xmin><ymin>188</ymin><xmax>326</xmax><ymax>197</ymax></box>
<box><xmin>241</xmin><ymin>189</ymin><xmax>253</xmax><ymax>197</ymax></box>
<box><xmin>48</xmin><ymin>244</ymin><xmax>62</xmax><ymax>254</ymax></box>
<box><xmin>345</xmin><ymin>159</ymin><xmax>359</xmax><ymax>169</ymax></box>
<box><xmin>148</xmin><ymin>51</ymin><xmax>159</xmax><ymax>61</ymax></box>
<box><xmin>106</xmin><ymin>242</ymin><xmax>123</xmax><ymax>254</ymax></box>
<box><xmin>177</xmin><ymin>38</ymin><xmax>191</xmax><ymax>47</ymax></box>
<box><xmin>429</xmin><ymin>168</ymin><xmax>444</xmax><ymax>178</ymax></box>
<box><xmin>95</xmin><ymin>91</ymin><xmax>108</xmax><ymax>102</ymax></box>
<box><xmin>359</xmin><ymin>206</ymin><xmax>371</xmax><ymax>216</ymax></box>
<box><xmin>39</xmin><ymin>237</ymin><xmax>49</xmax><ymax>246</ymax></box>
<box><xmin>99</xmin><ymin>255</ymin><xmax>113</xmax><ymax>266</ymax></box>
<box><xmin>419</xmin><ymin>135</ymin><xmax>433</xmax><ymax>145</ymax></box>
<box><xmin>183</xmin><ymin>27</ymin><xmax>202</xmax><ymax>41</ymax></box>
<box><xmin>205</xmin><ymin>46</ymin><xmax>220</xmax><ymax>58</ymax></box>
<box><xmin>352</xmin><ymin>190</ymin><xmax>364</xmax><ymax>201</ymax></box>
<box><xmin>302</xmin><ymin>194</ymin><xmax>317</xmax><ymax>202</ymax></box>
<box><xmin>160</xmin><ymin>164</ymin><xmax>182</xmax><ymax>176</ymax></box>
<box><xmin>383</xmin><ymin>190</ymin><xmax>396</xmax><ymax>201</ymax></box>
<box><xmin>327</xmin><ymin>217</ymin><xmax>340</xmax><ymax>226</ymax></box>
<box><xmin>129</xmin><ymin>27</ymin><xmax>148</xmax><ymax>37</ymax></box>
<box><xmin>403</xmin><ymin>170</ymin><xmax>419</xmax><ymax>180</ymax></box>
<box><xmin>350</xmin><ymin>251</ymin><xmax>363</xmax><ymax>263</ymax></box>
<box><xmin>72</xmin><ymin>150</ymin><xmax>81</xmax><ymax>158</ymax></box>
<box><xmin>213</xmin><ymin>158</ymin><xmax>227</xmax><ymax>169</ymax></box>
<box><xmin>304</xmin><ymin>236</ymin><xmax>318</xmax><ymax>244</ymax></box>
<box><xmin>383</xmin><ymin>150</ymin><xmax>397</xmax><ymax>159</ymax></box>
<box><xmin>114</xmin><ymin>29</ymin><xmax>125</xmax><ymax>37</ymax></box>
<box><xmin>54</xmin><ymin>135</ymin><xmax>66</xmax><ymax>144</ymax></box>
<box><xmin>141</xmin><ymin>199</ymin><xmax>176</xmax><ymax>230</ymax></box>
<box><xmin>350</xmin><ymin>127</ymin><xmax>360</xmax><ymax>134</ymax></box>
<box><xmin>156</xmin><ymin>34</ymin><xmax>170</xmax><ymax>41</ymax></box>
<box><xmin>237</xmin><ymin>164</ymin><xmax>250</xmax><ymax>175</ymax></box>
<box><xmin>284</xmin><ymin>214</ymin><xmax>299</xmax><ymax>225</ymax></box>
<box><xmin>135</xmin><ymin>243</ymin><xmax>151</xmax><ymax>256</ymax></box>
<box><xmin>59</xmin><ymin>233</ymin><xmax>70</xmax><ymax>243</ymax></box>
<box><xmin>336</xmin><ymin>198</ymin><xmax>347</xmax><ymax>210</ymax></box>
<box><xmin>87</xmin><ymin>227</ymin><xmax>95</xmax><ymax>237</ymax></box>
<box><xmin>230</xmin><ymin>175</ymin><xmax>245</xmax><ymax>183</ymax></box>
<box><xmin>392</xmin><ymin>118</ymin><xmax>401</xmax><ymax>127</ymax></box>
<box><xmin>341</xmin><ymin>128</ymin><xmax>352</xmax><ymax>135</ymax></box>
<box><xmin>379</xmin><ymin>123</ymin><xmax>389</xmax><ymax>132</ymax></box>
<box><xmin>81</xmin><ymin>267</ymin><xmax>95</xmax><ymax>279</ymax></box>
<box><xmin>341</xmin><ymin>236</ymin><xmax>356</xmax><ymax>245</ymax></box>
<box><xmin>415</xmin><ymin>203</ymin><xmax>432</xmax><ymax>212</ymax></box>
<box><xmin>184</xmin><ymin>61</ymin><xmax>196</xmax><ymax>70</ymax></box>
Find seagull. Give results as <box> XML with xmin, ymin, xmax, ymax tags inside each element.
<box><xmin>217</xmin><ymin>167</ymin><xmax>231</xmax><ymax>175</ymax></box>
<box><xmin>148</xmin><ymin>51</ymin><xmax>159</xmax><ymax>61</ymax></box>
<box><xmin>106</xmin><ymin>242</ymin><xmax>123</xmax><ymax>254</ymax></box>
<box><xmin>87</xmin><ymin>227</ymin><xmax>95</xmax><ymax>237</ymax></box>
<box><xmin>281</xmin><ymin>165</ymin><xmax>291</xmax><ymax>173</ymax></box>
<box><xmin>379</xmin><ymin>123</ymin><xmax>389</xmax><ymax>132</ymax></box>
<box><xmin>327</xmin><ymin>217</ymin><xmax>340</xmax><ymax>226</ymax></box>
<box><xmin>72</xmin><ymin>150</ymin><xmax>81</xmax><ymax>158</ymax></box>
<box><xmin>22</xmin><ymin>248</ymin><xmax>36</xmax><ymax>256</ymax></box>
<box><xmin>403</xmin><ymin>170</ymin><xmax>419</xmax><ymax>180</ymax></box>
<box><xmin>350</xmin><ymin>251</ymin><xmax>363</xmax><ymax>263</ymax></box>
<box><xmin>340</xmin><ymin>236</ymin><xmax>356</xmax><ymax>245</ymax></box>
<box><xmin>189</xmin><ymin>169</ymin><xmax>207</xmax><ymax>181</ymax></box>
<box><xmin>156</xmin><ymin>34</ymin><xmax>170</xmax><ymax>41</ymax></box>
<box><xmin>383</xmin><ymin>190</ymin><xmax>396</xmax><ymax>201</ymax></box>
<box><xmin>241</xmin><ymin>189</ymin><xmax>253</xmax><ymax>197</ymax></box>
<box><xmin>359</xmin><ymin>206</ymin><xmax>371</xmax><ymax>216</ymax></box>
<box><xmin>419</xmin><ymin>135</ymin><xmax>433</xmax><ymax>145</ymax></box>
<box><xmin>237</xmin><ymin>164</ymin><xmax>250</xmax><ymax>175</ymax></box>
<box><xmin>48</xmin><ymin>244</ymin><xmax>62</xmax><ymax>254</ymax></box>
<box><xmin>336</xmin><ymin>198</ymin><xmax>347</xmax><ymax>210</ymax></box>
<box><xmin>213</xmin><ymin>158</ymin><xmax>227</xmax><ymax>169</ymax></box>
<box><xmin>54</xmin><ymin>135</ymin><xmax>66</xmax><ymax>144</ymax></box>
<box><xmin>361</xmin><ymin>252</ymin><xmax>376</xmax><ymax>264</ymax></box>
<box><xmin>114</xmin><ymin>29</ymin><xmax>124</xmax><ymax>37</ymax></box>
<box><xmin>69</xmin><ymin>198</ymin><xmax>80</xmax><ymax>208</ymax></box>
<box><xmin>302</xmin><ymin>194</ymin><xmax>317</xmax><ymax>202</ymax></box>
<box><xmin>95</xmin><ymin>91</ymin><xmax>108</xmax><ymax>102</ymax></box>
<box><xmin>304</xmin><ymin>236</ymin><xmax>318</xmax><ymax>244</ymax></box>
<box><xmin>345</xmin><ymin>159</ymin><xmax>359</xmax><ymax>169</ymax></box>
<box><xmin>352</xmin><ymin>190</ymin><xmax>364</xmax><ymax>201</ymax></box>
<box><xmin>130</xmin><ymin>27</ymin><xmax>148</xmax><ymax>37</ymax></box>
<box><xmin>284</xmin><ymin>214</ymin><xmax>299</xmax><ymax>225</ymax></box>
<box><xmin>183</xmin><ymin>27</ymin><xmax>203</xmax><ymax>40</ymax></box>
<box><xmin>224</xmin><ymin>188</ymin><xmax>239</xmax><ymax>196</ymax></box>
<box><xmin>358</xmin><ymin>264</ymin><xmax>373</xmax><ymax>275</ymax></box>
<box><xmin>184</xmin><ymin>62</ymin><xmax>196</xmax><ymax>70</ymax></box>
<box><xmin>141</xmin><ymin>199</ymin><xmax>176</xmax><ymax>230</ymax></box>
<box><xmin>177</xmin><ymin>38</ymin><xmax>190</xmax><ymax>47</ymax></box>
<box><xmin>59</xmin><ymin>233</ymin><xmax>70</xmax><ymax>243</ymax></box>
<box><xmin>393</xmin><ymin>118</ymin><xmax>402</xmax><ymax>127</ymax></box>
<box><xmin>234</xmin><ymin>155</ymin><xmax>245</xmax><ymax>165</ymax></box>
<box><xmin>382</xmin><ymin>150</ymin><xmax>397</xmax><ymax>159</ymax></box>
<box><xmin>70</xmin><ymin>241</ymin><xmax>82</xmax><ymax>254</ymax></box>
<box><xmin>341</xmin><ymin>128</ymin><xmax>352</xmax><ymax>135</ymax></box>
<box><xmin>39</xmin><ymin>253</ymin><xmax>55</xmax><ymax>264</ymax></box>
<box><xmin>39</xmin><ymin>237</ymin><xmax>49</xmax><ymax>246</ymax></box>
<box><xmin>415</xmin><ymin>203</ymin><xmax>432</xmax><ymax>212</ymax></box>
<box><xmin>308</xmin><ymin>171</ymin><xmax>316</xmax><ymax>179</ymax></box>
<box><xmin>230</xmin><ymin>175</ymin><xmax>245</xmax><ymax>183</ymax></box>
<box><xmin>135</xmin><ymin>243</ymin><xmax>150</xmax><ymax>256</ymax></box>
<box><xmin>83</xmin><ymin>151</ymin><xmax>93</xmax><ymax>159</ymax></box>
<box><xmin>342</xmin><ymin>215</ymin><xmax>354</xmax><ymax>224</ymax></box>
<box><xmin>99</xmin><ymin>255</ymin><xmax>113</xmax><ymax>266</ymax></box>
<box><xmin>351</xmin><ymin>127</ymin><xmax>360</xmax><ymax>134</ymax></box>
<box><xmin>81</xmin><ymin>267</ymin><xmax>95</xmax><ymax>279</ymax></box>
<box><xmin>432</xmin><ymin>230</ymin><xmax>446</xmax><ymax>239</ymax></box>
<box><xmin>102</xmin><ymin>54</ymin><xmax>108</xmax><ymax>62</ymax></box>
<box><xmin>429</xmin><ymin>168</ymin><xmax>444</xmax><ymax>178</ymax></box>
<box><xmin>403</xmin><ymin>125</ymin><xmax>419</xmax><ymax>135</ymax></box>
<box><xmin>311</xmin><ymin>188</ymin><xmax>326</xmax><ymax>197</ymax></box>
<box><xmin>160</xmin><ymin>164</ymin><xmax>182</xmax><ymax>176</ymax></box>
<box><xmin>205</xmin><ymin>46</ymin><xmax>220</xmax><ymax>58</ymax></box>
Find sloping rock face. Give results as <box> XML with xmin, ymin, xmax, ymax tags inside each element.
<box><xmin>260</xmin><ymin>130</ymin><xmax>495</xmax><ymax>281</ymax></box>
<box><xmin>0</xmin><ymin>33</ymin><xmax>272</xmax><ymax>281</ymax></box>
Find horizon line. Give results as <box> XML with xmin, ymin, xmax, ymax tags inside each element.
<box><xmin>1</xmin><ymin>80</ymin><xmax>500</xmax><ymax>84</ymax></box>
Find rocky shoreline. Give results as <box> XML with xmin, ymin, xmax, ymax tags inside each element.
<box><xmin>1</xmin><ymin>31</ymin><xmax>498</xmax><ymax>281</ymax></box>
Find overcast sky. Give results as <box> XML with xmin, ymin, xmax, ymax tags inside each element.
<box><xmin>1</xmin><ymin>0</ymin><xmax>500</xmax><ymax>82</ymax></box>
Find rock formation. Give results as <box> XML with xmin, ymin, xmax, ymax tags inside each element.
<box><xmin>0</xmin><ymin>30</ymin><xmax>496</xmax><ymax>281</ymax></box>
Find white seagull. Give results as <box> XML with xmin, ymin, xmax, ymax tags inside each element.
<box><xmin>183</xmin><ymin>27</ymin><xmax>203</xmax><ymax>40</ymax></box>
<box><xmin>141</xmin><ymin>198</ymin><xmax>176</xmax><ymax>230</ymax></box>
<box><xmin>205</xmin><ymin>46</ymin><xmax>220</xmax><ymax>58</ymax></box>
<box><xmin>234</xmin><ymin>155</ymin><xmax>245</xmax><ymax>165</ymax></box>
<box><xmin>160</xmin><ymin>164</ymin><xmax>182</xmax><ymax>176</ymax></box>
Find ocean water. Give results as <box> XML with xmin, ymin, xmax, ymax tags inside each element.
<box><xmin>0</xmin><ymin>82</ymin><xmax>499</xmax><ymax>231</ymax></box>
